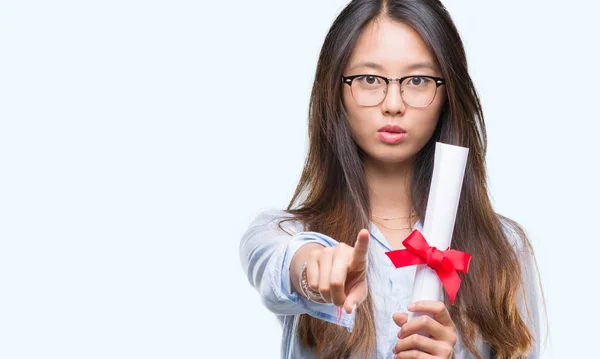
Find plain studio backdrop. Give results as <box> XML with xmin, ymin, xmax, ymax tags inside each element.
<box><xmin>0</xmin><ymin>0</ymin><xmax>598</xmax><ymax>358</ymax></box>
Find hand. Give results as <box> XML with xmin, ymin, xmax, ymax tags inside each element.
<box><xmin>304</xmin><ymin>229</ymin><xmax>370</xmax><ymax>314</ymax></box>
<box><xmin>391</xmin><ymin>301</ymin><xmax>457</xmax><ymax>359</ymax></box>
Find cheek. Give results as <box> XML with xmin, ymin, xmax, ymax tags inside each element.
<box><xmin>342</xmin><ymin>87</ymin><xmax>367</xmax><ymax>135</ymax></box>
<box><xmin>408</xmin><ymin>112</ymin><xmax>441</xmax><ymax>151</ymax></box>
<box><xmin>344</xmin><ymin>105</ymin><xmax>378</xmax><ymax>144</ymax></box>
<box><xmin>417</xmin><ymin>113</ymin><xmax>441</xmax><ymax>136</ymax></box>
<box><xmin>412</xmin><ymin>94</ymin><xmax>446</xmax><ymax>140</ymax></box>
<box><xmin>342</xmin><ymin>86</ymin><xmax>357</xmax><ymax>117</ymax></box>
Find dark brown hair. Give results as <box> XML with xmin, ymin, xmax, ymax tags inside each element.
<box><xmin>283</xmin><ymin>0</ymin><xmax>545</xmax><ymax>358</ymax></box>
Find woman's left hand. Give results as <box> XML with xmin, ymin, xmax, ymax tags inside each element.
<box><xmin>391</xmin><ymin>300</ymin><xmax>457</xmax><ymax>359</ymax></box>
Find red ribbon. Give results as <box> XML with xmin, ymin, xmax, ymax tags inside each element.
<box><xmin>385</xmin><ymin>230</ymin><xmax>471</xmax><ymax>305</ymax></box>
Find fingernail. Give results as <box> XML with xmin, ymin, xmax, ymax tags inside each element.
<box><xmin>351</xmin><ymin>304</ymin><xmax>357</xmax><ymax>314</ymax></box>
<box><xmin>407</xmin><ymin>303</ymin><xmax>415</xmax><ymax>311</ymax></box>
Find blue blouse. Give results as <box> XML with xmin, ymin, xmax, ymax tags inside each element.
<box><xmin>239</xmin><ymin>209</ymin><xmax>542</xmax><ymax>359</ymax></box>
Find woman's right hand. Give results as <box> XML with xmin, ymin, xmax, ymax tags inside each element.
<box><xmin>304</xmin><ymin>229</ymin><xmax>370</xmax><ymax>314</ymax></box>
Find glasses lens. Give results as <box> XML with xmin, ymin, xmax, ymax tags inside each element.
<box><xmin>350</xmin><ymin>75</ymin><xmax>386</xmax><ymax>106</ymax></box>
<box><xmin>401</xmin><ymin>76</ymin><xmax>437</xmax><ymax>107</ymax></box>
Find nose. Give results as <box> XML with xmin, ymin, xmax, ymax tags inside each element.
<box><xmin>380</xmin><ymin>80</ymin><xmax>406</xmax><ymax>116</ymax></box>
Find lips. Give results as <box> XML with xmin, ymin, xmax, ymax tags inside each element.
<box><xmin>377</xmin><ymin>125</ymin><xmax>407</xmax><ymax>144</ymax></box>
<box><xmin>378</xmin><ymin>125</ymin><xmax>406</xmax><ymax>133</ymax></box>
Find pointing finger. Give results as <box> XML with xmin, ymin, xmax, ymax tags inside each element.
<box><xmin>349</xmin><ymin>229</ymin><xmax>370</xmax><ymax>270</ymax></box>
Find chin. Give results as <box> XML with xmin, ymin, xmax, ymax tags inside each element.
<box><xmin>364</xmin><ymin>149</ymin><xmax>416</xmax><ymax>166</ymax></box>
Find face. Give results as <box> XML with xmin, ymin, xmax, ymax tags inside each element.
<box><xmin>342</xmin><ymin>18</ymin><xmax>447</xmax><ymax>166</ymax></box>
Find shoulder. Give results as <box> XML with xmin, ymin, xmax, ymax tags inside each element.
<box><xmin>497</xmin><ymin>214</ymin><xmax>533</xmax><ymax>254</ymax></box>
<box><xmin>497</xmin><ymin>214</ymin><xmax>546</xmax><ymax>353</ymax></box>
<box><xmin>246</xmin><ymin>208</ymin><xmax>305</xmax><ymax>237</ymax></box>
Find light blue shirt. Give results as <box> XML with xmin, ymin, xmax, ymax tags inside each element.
<box><xmin>239</xmin><ymin>209</ymin><xmax>542</xmax><ymax>359</ymax></box>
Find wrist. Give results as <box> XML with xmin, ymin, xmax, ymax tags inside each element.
<box><xmin>290</xmin><ymin>242</ymin><xmax>325</xmax><ymax>298</ymax></box>
<box><xmin>299</xmin><ymin>261</ymin><xmax>327</xmax><ymax>303</ymax></box>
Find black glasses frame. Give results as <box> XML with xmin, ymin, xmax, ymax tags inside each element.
<box><xmin>341</xmin><ymin>74</ymin><xmax>446</xmax><ymax>107</ymax></box>
<box><xmin>342</xmin><ymin>74</ymin><xmax>445</xmax><ymax>87</ymax></box>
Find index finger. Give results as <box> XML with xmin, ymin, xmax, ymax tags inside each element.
<box><xmin>408</xmin><ymin>300</ymin><xmax>454</xmax><ymax>328</ymax></box>
<box><xmin>348</xmin><ymin>229</ymin><xmax>370</xmax><ymax>270</ymax></box>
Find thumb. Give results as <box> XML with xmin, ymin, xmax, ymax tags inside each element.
<box><xmin>348</xmin><ymin>229</ymin><xmax>370</xmax><ymax>270</ymax></box>
<box><xmin>392</xmin><ymin>312</ymin><xmax>408</xmax><ymax>327</ymax></box>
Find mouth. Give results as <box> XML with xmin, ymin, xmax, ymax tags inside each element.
<box><xmin>377</xmin><ymin>125</ymin><xmax>407</xmax><ymax>144</ymax></box>
<box><xmin>378</xmin><ymin>125</ymin><xmax>406</xmax><ymax>133</ymax></box>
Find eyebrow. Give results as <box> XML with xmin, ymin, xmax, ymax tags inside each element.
<box><xmin>348</xmin><ymin>61</ymin><xmax>438</xmax><ymax>73</ymax></box>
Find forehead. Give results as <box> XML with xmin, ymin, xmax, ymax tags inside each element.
<box><xmin>346</xmin><ymin>18</ymin><xmax>440</xmax><ymax>74</ymax></box>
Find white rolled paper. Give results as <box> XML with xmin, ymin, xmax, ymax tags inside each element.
<box><xmin>408</xmin><ymin>142</ymin><xmax>469</xmax><ymax>322</ymax></box>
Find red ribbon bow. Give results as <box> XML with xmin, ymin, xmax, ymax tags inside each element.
<box><xmin>385</xmin><ymin>230</ymin><xmax>471</xmax><ymax>305</ymax></box>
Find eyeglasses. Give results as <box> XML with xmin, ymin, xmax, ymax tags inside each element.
<box><xmin>341</xmin><ymin>74</ymin><xmax>446</xmax><ymax>108</ymax></box>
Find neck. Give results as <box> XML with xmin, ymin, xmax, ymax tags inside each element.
<box><xmin>364</xmin><ymin>156</ymin><xmax>414</xmax><ymax>218</ymax></box>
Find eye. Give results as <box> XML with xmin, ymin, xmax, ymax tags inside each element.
<box><xmin>357</xmin><ymin>75</ymin><xmax>383</xmax><ymax>86</ymax></box>
<box><xmin>407</xmin><ymin>76</ymin><xmax>431</xmax><ymax>87</ymax></box>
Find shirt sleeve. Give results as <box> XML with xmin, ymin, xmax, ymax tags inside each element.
<box><xmin>239</xmin><ymin>209</ymin><xmax>355</xmax><ymax>331</ymax></box>
<box><xmin>502</xmin><ymin>219</ymin><xmax>546</xmax><ymax>359</ymax></box>
<box><xmin>517</xmin><ymin>244</ymin><xmax>545</xmax><ymax>359</ymax></box>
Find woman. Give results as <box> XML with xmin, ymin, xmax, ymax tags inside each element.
<box><xmin>239</xmin><ymin>0</ymin><xmax>545</xmax><ymax>358</ymax></box>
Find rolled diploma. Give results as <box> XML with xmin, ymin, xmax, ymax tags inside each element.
<box><xmin>408</xmin><ymin>142</ymin><xmax>469</xmax><ymax>323</ymax></box>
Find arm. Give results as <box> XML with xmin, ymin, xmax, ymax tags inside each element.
<box><xmin>239</xmin><ymin>209</ymin><xmax>356</xmax><ymax>329</ymax></box>
<box><xmin>501</xmin><ymin>218</ymin><xmax>546</xmax><ymax>359</ymax></box>
<box><xmin>517</xmin><ymin>243</ymin><xmax>546</xmax><ymax>359</ymax></box>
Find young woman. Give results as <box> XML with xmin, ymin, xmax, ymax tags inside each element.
<box><xmin>240</xmin><ymin>0</ymin><xmax>545</xmax><ymax>358</ymax></box>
